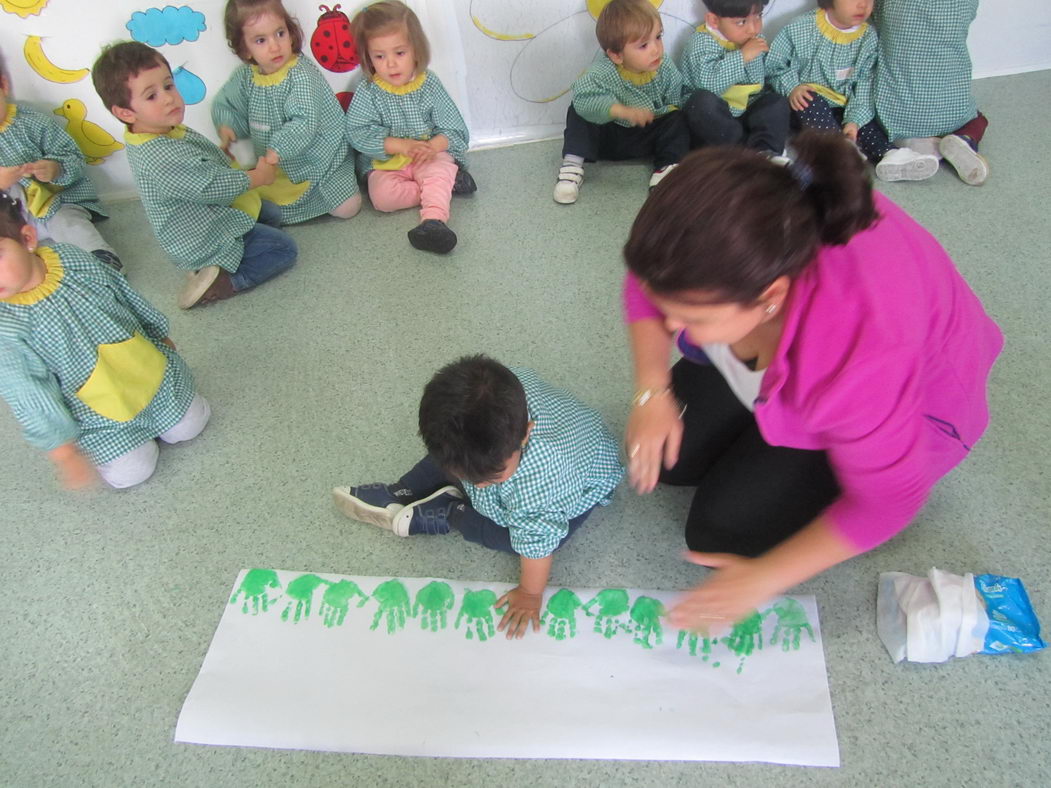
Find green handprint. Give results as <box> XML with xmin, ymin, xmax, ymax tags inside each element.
<box><xmin>369</xmin><ymin>579</ymin><xmax>413</xmax><ymax>634</ymax></box>
<box><xmin>281</xmin><ymin>573</ymin><xmax>326</xmax><ymax>623</ymax></box>
<box><xmin>542</xmin><ymin>588</ymin><xmax>583</xmax><ymax>641</ymax></box>
<box><xmin>230</xmin><ymin>568</ymin><xmax>281</xmax><ymax>615</ymax></box>
<box><xmin>455</xmin><ymin>588</ymin><xmax>498</xmax><ymax>641</ymax></box>
<box><xmin>630</xmin><ymin>596</ymin><xmax>665</xmax><ymax>649</ymax></box>
<box><xmin>676</xmin><ymin>629</ymin><xmax>715</xmax><ymax>662</ymax></box>
<box><xmin>583</xmin><ymin>588</ymin><xmax>631</xmax><ymax>639</ymax></box>
<box><xmin>413</xmin><ymin>581</ymin><xmax>455</xmax><ymax>632</ymax></box>
<box><xmin>766</xmin><ymin>598</ymin><xmax>815</xmax><ymax>652</ymax></box>
<box><xmin>723</xmin><ymin>610</ymin><xmax>764</xmax><ymax>673</ymax></box>
<box><xmin>320</xmin><ymin>579</ymin><xmax>369</xmax><ymax>628</ymax></box>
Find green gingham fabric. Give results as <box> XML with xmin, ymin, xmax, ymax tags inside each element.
<box><xmin>872</xmin><ymin>0</ymin><xmax>979</xmax><ymax>139</ymax></box>
<box><xmin>0</xmin><ymin>243</ymin><xmax>195</xmax><ymax>464</ymax></box>
<box><xmin>680</xmin><ymin>28</ymin><xmax>769</xmax><ymax>118</ymax></box>
<box><xmin>767</xmin><ymin>9</ymin><xmax>879</xmax><ymax>127</ymax></box>
<box><xmin>0</xmin><ymin>103</ymin><xmax>105</xmax><ymax>221</ymax></box>
<box><xmin>124</xmin><ymin>125</ymin><xmax>255</xmax><ymax>273</ymax></box>
<box><xmin>572</xmin><ymin>55</ymin><xmax>687</xmax><ymax>127</ymax></box>
<box><xmin>345</xmin><ymin>70</ymin><xmax>469</xmax><ymax>177</ymax></box>
<box><xmin>211</xmin><ymin>57</ymin><xmax>358</xmax><ymax>224</ymax></box>
<box><xmin>462</xmin><ymin>368</ymin><xmax>625</xmax><ymax>559</ymax></box>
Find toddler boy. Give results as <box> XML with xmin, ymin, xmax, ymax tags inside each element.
<box><xmin>554</xmin><ymin>0</ymin><xmax>689</xmax><ymax>204</ymax></box>
<box><xmin>680</xmin><ymin>0</ymin><xmax>788</xmax><ymax>154</ymax></box>
<box><xmin>91</xmin><ymin>42</ymin><xmax>297</xmax><ymax>309</ymax></box>
<box><xmin>333</xmin><ymin>356</ymin><xmax>625</xmax><ymax>639</ymax></box>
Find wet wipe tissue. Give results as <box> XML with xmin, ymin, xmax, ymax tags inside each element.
<box><xmin>877</xmin><ymin>568</ymin><xmax>1045</xmax><ymax>663</ymax></box>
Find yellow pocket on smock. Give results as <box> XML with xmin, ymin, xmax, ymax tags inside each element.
<box><xmin>76</xmin><ymin>332</ymin><xmax>166</xmax><ymax>423</ymax></box>
<box><xmin>255</xmin><ymin>167</ymin><xmax>310</xmax><ymax>206</ymax></box>
<box><xmin>24</xmin><ymin>179</ymin><xmax>62</xmax><ymax>218</ymax></box>
<box><xmin>722</xmin><ymin>83</ymin><xmax>762</xmax><ymax>113</ymax></box>
<box><xmin>372</xmin><ymin>153</ymin><xmax>411</xmax><ymax>171</ymax></box>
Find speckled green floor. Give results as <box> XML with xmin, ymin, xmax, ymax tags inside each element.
<box><xmin>2</xmin><ymin>70</ymin><xmax>1048</xmax><ymax>786</ymax></box>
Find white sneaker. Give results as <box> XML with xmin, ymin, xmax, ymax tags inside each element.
<box><xmin>178</xmin><ymin>265</ymin><xmax>221</xmax><ymax>310</ymax></box>
<box><xmin>939</xmin><ymin>134</ymin><xmax>989</xmax><ymax>186</ymax></box>
<box><xmin>648</xmin><ymin>163</ymin><xmax>678</xmax><ymax>189</ymax></box>
<box><xmin>875</xmin><ymin>147</ymin><xmax>939</xmax><ymax>182</ymax></box>
<box><xmin>900</xmin><ymin>137</ymin><xmax>943</xmax><ymax>159</ymax></box>
<box><xmin>553</xmin><ymin>162</ymin><xmax>584</xmax><ymax>204</ymax></box>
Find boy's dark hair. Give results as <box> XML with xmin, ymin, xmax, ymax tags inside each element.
<box><xmin>624</xmin><ymin>130</ymin><xmax>877</xmax><ymax>304</ymax></box>
<box><xmin>92</xmin><ymin>41</ymin><xmax>170</xmax><ymax>114</ymax></box>
<box><xmin>224</xmin><ymin>0</ymin><xmax>305</xmax><ymax>63</ymax></box>
<box><xmin>0</xmin><ymin>191</ymin><xmax>28</xmax><ymax>242</ymax></box>
<box><xmin>596</xmin><ymin>0</ymin><xmax>661</xmax><ymax>54</ymax></box>
<box><xmin>705</xmin><ymin>0</ymin><xmax>768</xmax><ymax>18</ymax></box>
<box><xmin>418</xmin><ymin>355</ymin><xmax>529</xmax><ymax>484</ymax></box>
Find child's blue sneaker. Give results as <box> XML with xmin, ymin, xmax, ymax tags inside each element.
<box><xmin>395</xmin><ymin>488</ymin><xmax>464</xmax><ymax>537</ymax></box>
<box><xmin>332</xmin><ymin>484</ymin><xmax>461</xmax><ymax>537</ymax></box>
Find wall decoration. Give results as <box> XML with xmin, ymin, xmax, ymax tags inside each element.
<box><xmin>127</xmin><ymin>4</ymin><xmax>207</xmax><ymax>47</ymax></box>
<box><xmin>335</xmin><ymin>90</ymin><xmax>353</xmax><ymax>112</ymax></box>
<box><xmin>23</xmin><ymin>35</ymin><xmax>89</xmax><ymax>84</ymax></box>
<box><xmin>1</xmin><ymin>0</ymin><xmax>50</xmax><ymax>19</ymax></box>
<box><xmin>172</xmin><ymin>65</ymin><xmax>206</xmax><ymax>104</ymax></box>
<box><xmin>52</xmin><ymin>99</ymin><xmax>124</xmax><ymax>164</ymax></box>
<box><xmin>310</xmin><ymin>4</ymin><xmax>358</xmax><ymax>73</ymax></box>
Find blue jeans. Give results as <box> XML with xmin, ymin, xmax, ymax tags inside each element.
<box><xmin>230</xmin><ymin>201</ymin><xmax>298</xmax><ymax>292</ymax></box>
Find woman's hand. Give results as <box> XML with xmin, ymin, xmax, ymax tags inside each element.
<box><xmin>667</xmin><ymin>552</ymin><xmax>781</xmax><ymax>633</ymax></box>
<box><xmin>626</xmin><ymin>390</ymin><xmax>682</xmax><ymax>494</ymax></box>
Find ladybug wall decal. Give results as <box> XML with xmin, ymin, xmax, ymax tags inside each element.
<box><xmin>310</xmin><ymin>4</ymin><xmax>358</xmax><ymax>73</ymax></box>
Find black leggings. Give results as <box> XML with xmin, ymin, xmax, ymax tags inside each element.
<box><xmin>660</xmin><ymin>359</ymin><xmax>840</xmax><ymax>557</ymax></box>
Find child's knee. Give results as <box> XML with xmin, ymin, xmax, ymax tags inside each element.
<box><xmin>97</xmin><ymin>441</ymin><xmax>160</xmax><ymax>489</ymax></box>
<box><xmin>159</xmin><ymin>393</ymin><xmax>211</xmax><ymax>444</ymax></box>
<box><xmin>329</xmin><ymin>193</ymin><xmax>362</xmax><ymax>219</ymax></box>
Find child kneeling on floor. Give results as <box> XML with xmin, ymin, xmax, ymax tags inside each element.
<box><xmin>0</xmin><ymin>192</ymin><xmax>209</xmax><ymax>489</ymax></box>
<box><xmin>333</xmin><ymin>356</ymin><xmax>624</xmax><ymax>639</ymax></box>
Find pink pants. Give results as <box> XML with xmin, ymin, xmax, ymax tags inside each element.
<box><xmin>367</xmin><ymin>152</ymin><xmax>457</xmax><ymax>223</ymax></box>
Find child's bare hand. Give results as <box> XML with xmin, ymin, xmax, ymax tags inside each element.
<box><xmin>612</xmin><ymin>104</ymin><xmax>655</xmax><ymax>127</ymax></box>
<box><xmin>842</xmin><ymin>122</ymin><xmax>859</xmax><ymax>141</ymax></box>
<box><xmin>49</xmin><ymin>444</ymin><xmax>96</xmax><ymax>490</ymax></box>
<box><xmin>218</xmin><ymin>125</ymin><xmax>238</xmax><ymax>153</ymax></box>
<box><xmin>407</xmin><ymin>141</ymin><xmax>435</xmax><ymax>164</ymax></box>
<box><xmin>265</xmin><ymin>148</ymin><xmax>280</xmax><ymax>166</ymax></box>
<box><xmin>249</xmin><ymin>155</ymin><xmax>277</xmax><ymax>187</ymax></box>
<box><xmin>0</xmin><ymin>163</ymin><xmax>26</xmax><ymax>190</ymax></box>
<box><xmin>789</xmin><ymin>85</ymin><xmax>814</xmax><ymax>112</ymax></box>
<box><xmin>496</xmin><ymin>586</ymin><xmax>543</xmax><ymax>639</ymax></box>
<box><xmin>26</xmin><ymin>159</ymin><xmax>61</xmax><ymax>183</ymax></box>
<box><xmin>741</xmin><ymin>37</ymin><xmax>769</xmax><ymax>63</ymax></box>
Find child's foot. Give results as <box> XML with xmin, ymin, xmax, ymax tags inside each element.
<box><xmin>178</xmin><ymin>265</ymin><xmax>221</xmax><ymax>309</ymax></box>
<box><xmin>874</xmin><ymin>148</ymin><xmax>939</xmax><ymax>182</ymax></box>
<box><xmin>553</xmin><ymin>161</ymin><xmax>584</xmax><ymax>204</ymax></box>
<box><xmin>939</xmin><ymin>134</ymin><xmax>989</xmax><ymax>186</ymax></box>
<box><xmin>91</xmin><ymin>249</ymin><xmax>123</xmax><ymax>272</ymax></box>
<box><xmin>408</xmin><ymin>219</ymin><xmax>457</xmax><ymax>254</ymax></box>
<box><xmin>196</xmin><ymin>270</ymin><xmax>237</xmax><ymax>306</ymax></box>
<box><xmin>648</xmin><ymin>163</ymin><xmax>678</xmax><ymax>189</ymax></box>
<box><xmin>452</xmin><ymin>165</ymin><xmax>477</xmax><ymax>195</ymax></box>
<box><xmin>332</xmin><ymin>484</ymin><xmax>462</xmax><ymax>537</ymax></box>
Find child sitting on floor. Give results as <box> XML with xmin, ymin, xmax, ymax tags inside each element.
<box><xmin>680</xmin><ymin>0</ymin><xmax>789</xmax><ymax>155</ymax></box>
<box><xmin>333</xmin><ymin>356</ymin><xmax>624</xmax><ymax>639</ymax></box>
<box><xmin>214</xmin><ymin>0</ymin><xmax>361</xmax><ymax>222</ymax></box>
<box><xmin>346</xmin><ymin>0</ymin><xmax>475</xmax><ymax>255</ymax></box>
<box><xmin>0</xmin><ymin>191</ymin><xmax>209</xmax><ymax>489</ymax></box>
<box><xmin>0</xmin><ymin>52</ymin><xmax>120</xmax><ymax>271</ymax></box>
<box><xmin>554</xmin><ymin>0</ymin><xmax>689</xmax><ymax>204</ymax></box>
<box><xmin>872</xmin><ymin>0</ymin><xmax>989</xmax><ymax>186</ymax></box>
<box><xmin>92</xmin><ymin>42</ymin><xmax>297</xmax><ymax>309</ymax></box>
<box><xmin>766</xmin><ymin>0</ymin><xmax>939</xmax><ymax>182</ymax></box>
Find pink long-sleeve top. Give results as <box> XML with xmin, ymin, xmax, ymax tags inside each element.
<box><xmin>624</xmin><ymin>193</ymin><xmax>1003</xmax><ymax>551</ymax></box>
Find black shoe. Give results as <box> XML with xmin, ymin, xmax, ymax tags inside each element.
<box><xmin>92</xmin><ymin>249</ymin><xmax>123</xmax><ymax>272</ymax></box>
<box><xmin>408</xmin><ymin>219</ymin><xmax>457</xmax><ymax>254</ymax></box>
<box><xmin>452</xmin><ymin>165</ymin><xmax>477</xmax><ymax>195</ymax></box>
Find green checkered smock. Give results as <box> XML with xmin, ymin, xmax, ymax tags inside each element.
<box><xmin>124</xmin><ymin>125</ymin><xmax>256</xmax><ymax>273</ymax></box>
<box><xmin>767</xmin><ymin>9</ymin><xmax>879</xmax><ymax>127</ymax></box>
<box><xmin>345</xmin><ymin>70</ymin><xmax>469</xmax><ymax>177</ymax></box>
<box><xmin>461</xmin><ymin>368</ymin><xmax>625</xmax><ymax>560</ymax></box>
<box><xmin>212</xmin><ymin>56</ymin><xmax>358</xmax><ymax>224</ymax></box>
<box><xmin>0</xmin><ymin>103</ymin><xmax>105</xmax><ymax>221</ymax></box>
<box><xmin>680</xmin><ymin>28</ymin><xmax>768</xmax><ymax>118</ymax></box>
<box><xmin>572</xmin><ymin>56</ymin><xmax>687</xmax><ymax>127</ymax></box>
<box><xmin>0</xmin><ymin>244</ymin><xmax>195</xmax><ymax>465</ymax></box>
<box><xmin>872</xmin><ymin>0</ymin><xmax>979</xmax><ymax>139</ymax></box>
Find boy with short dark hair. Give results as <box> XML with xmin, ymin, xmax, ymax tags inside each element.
<box><xmin>680</xmin><ymin>0</ymin><xmax>789</xmax><ymax>154</ymax></box>
<box><xmin>333</xmin><ymin>355</ymin><xmax>625</xmax><ymax>639</ymax></box>
<box><xmin>91</xmin><ymin>41</ymin><xmax>297</xmax><ymax>309</ymax></box>
<box><xmin>553</xmin><ymin>0</ymin><xmax>689</xmax><ymax>204</ymax></box>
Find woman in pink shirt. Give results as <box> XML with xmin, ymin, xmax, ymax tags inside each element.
<box><xmin>624</xmin><ymin>130</ymin><xmax>1002</xmax><ymax>629</ymax></box>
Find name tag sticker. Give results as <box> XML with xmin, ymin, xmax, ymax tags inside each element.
<box><xmin>249</xmin><ymin>121</ymin><xmax>271</xmax><ymax>132</ymax></box>
<box><xmin>835</xmin><ymin>67</ymin><xmax>854</xmax><ymax>81</ymax></box>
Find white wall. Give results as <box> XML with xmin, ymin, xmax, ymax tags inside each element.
<box><xmin>1</xmin><ymin>0</ymin><xmax>1048</xmax><ymax>199</ymax></box>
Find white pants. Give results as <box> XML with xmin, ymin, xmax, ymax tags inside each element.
<box><xmin>96</xmin><ymin>394</ymin><xmax>211</xmax><ymax>489</ymax></box>
<box><xmin>8</xmin><ymin>183</ymin><xmax>115</xmax><ymax>255</ymax></box>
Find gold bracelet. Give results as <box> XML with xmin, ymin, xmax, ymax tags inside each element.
<box><xmin>632</xmin><ymin>386</ymin><xmax>672</xmax><ymax>407</ymax></box>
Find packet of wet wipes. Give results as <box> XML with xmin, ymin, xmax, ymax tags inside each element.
<box><xmin>974</xmin><ymin>574</ymin><xmax>1046</xmax><ymax>655</ymax></box>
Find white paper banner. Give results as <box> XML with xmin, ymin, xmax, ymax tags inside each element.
<box><xmin>176</xmin><ymin>570</ymin><xmax>839</xmax><ymax>766</ymax></box>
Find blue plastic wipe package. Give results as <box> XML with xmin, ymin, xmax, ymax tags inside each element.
<box><xmin>974</xmin><ymin>574</ymin><xmax>1046</xmax><ymax>655</ymax></box>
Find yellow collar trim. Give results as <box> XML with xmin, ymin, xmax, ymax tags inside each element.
<box><xmin>373</xmin><ymin>71</ymin><xmax>427</xmax><ymax>95</ymax></box>
<box><xmin>816</xmin><ymin>10</ymin><xmax>868</xmax><ymax>44</ymax></box>
<box><xmin>698</xmin><ymin>25</ymin><xmax>738</xmax><ymax>51</ymax></box>
<box><xmin>252</xmin><ymin>55</ymin><xmax>299</xmax><ymax>86</ymax></box>
<box><xmin>617</xmin><ymin>64</ymin><xmax>658</xmax><ymax>85</ymax></box>
<box><xmin>0</xmin><ymin>103</ymin><xmax>17</xmax><ymax>133</ymax></box>
<box><xmin>2</xmin><ymin>246</ymin><xmax>63</xmax><ymax>305</ymax></box>
<box><xmin>124</xmin><ymin>124</ymin><xmax>188</xmax><ymax>146</ymax></box>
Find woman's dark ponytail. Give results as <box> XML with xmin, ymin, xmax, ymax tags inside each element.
<box><xmin>790</xmin><ymin>129</ymin><xmax>877</xmax><ymax>245</ymax></box>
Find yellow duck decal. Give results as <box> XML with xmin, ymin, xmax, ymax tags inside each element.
<box><xmin>53</xmin><ymin>99</ymin><xmax>124</xmax><ymax>164</ymax></box>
